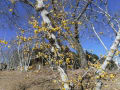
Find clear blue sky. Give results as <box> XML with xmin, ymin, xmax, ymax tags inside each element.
<box><xmin>0</xmin><ymin>0</ymin><xmax>120</xmax><ymax>57</ymax></box>
<box><xmin>81</xmin><ymin>0</ymin><xmax>120</xmax><ymax>56</ymax></box>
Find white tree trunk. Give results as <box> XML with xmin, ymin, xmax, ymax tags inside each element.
<box><xmin>58</xmin><ymin>66</ymin><xmax>70</xmax><ymax>90</ymax></box>
<box><xmin>35</xmin><ymin>0</ymin><xmax>69</xmax><ymax>89</ymax></box>
<box><xmin>96</xmin><ymin>30</ymin><xmax>120</xmax><ymax>90</ymax></box>
<box><xmin>97</xmin><ymin>31</ymin><xmax>120</xmax><ymax>74</ymax></box>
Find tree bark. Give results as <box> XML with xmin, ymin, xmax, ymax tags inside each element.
<box><xmin>74</xmin><ymin>21</ymin><xmax>88</xmax><ymax>68</ymax></box>
<box><xmin>73</xmin><ymin>0</ymin><xmax>93</xmax><ymax>68</ymax></box>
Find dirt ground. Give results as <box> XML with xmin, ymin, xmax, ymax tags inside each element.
<box><xmin>0</xmin><ymin>67</ymin><xmax>60</xmax><ymax>90</ymax></box>
<box><xmin>0</xmin><ymin>67</ymin><xmax>120</xmax><ymax>90</ymax></box>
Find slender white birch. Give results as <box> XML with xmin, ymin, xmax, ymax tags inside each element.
<box><xmin>91</xmin><ymin>24</ymin><xmax>108</xmax><ymax>52</ymax></box>
<box><xmin>84</xmin><ymin>16</ymin><xmax>108</xmax><ymax>52</ymax></box>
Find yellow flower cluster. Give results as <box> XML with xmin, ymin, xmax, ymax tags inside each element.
<box><xmin>21</xmin><ymin>30</ymin><xmax>25</xmax><ymax>34</ymax></box>
<box><xmin>27</xmin><ymin>37</ymin><xmax>32</xmax><ymax>41</ymax></box>
<box><xmin>109</xmin><ymin>73</ymin><xmax>115</xmax><ymax>79</ymax></box>
<box><xmin>29</xmin><ymin>16</ymin><xmax>39</xmax><ymax>29</ymax></box>
<box><xmin>70</xmin><ymin>21</ymin><xmax>82</xmax><ymax>25</ymax></box>
<box><xmin>59</xmin><ymin>60</ymin><xmax>63</xmax><ymax>65</ymax></box>
<box><xmin>17</xmin><ymin>36</ymin><xmax>32</xmax><ymax>42</ymax></box>
<box><xmin>18</xmin><ymin>36</ymin><xmax>27</xmax><ymax>42</ymax></box>
<box><xmin>66</xmin><ymin>58</ymin><xmax>70</xmax><ymax>64</ymax></box>
<box><xmin>9</xmin><ymin>9</ymin><xmax>13</xmax><ymax>12</ymax></box>
<box><xmin>99</xmin><ymin>71</ymin><xmax>107</xmax><ymax>78</ymax></box>
<box><xmin>91</xmin><ymin>62</ymin><xmax>101</xmax><ymax>69</ymax></box>
<box><xmin>34</xmin><ymin>27</ymin><xmax>49</xmax><ymax>34</ymax></box>
<box><xmin>96</xmin><ymin>71</ymin><xmax>116</xmax><ymax>80</ymax></box>
<box><xmin>67</xmin><ymin>65</ymin><xmax>73</xmax><ymax>69</ymax></box>
<box><xmin>37</xmin><ymin>52</ymin><xmax>48</xmax><ymax>58</ymax></box>
<box><xmin>34</xmin><ymin>30</ymin><xmax>39</xmax><ymax>34</ymax></box>
<box><xmin>8</xmin><ymin>45</ymin><xmax>11</xmax><ymax>48</ymax></box>
<box><xmin>78</xmin><ymin>75</ymin><xmax>82</xmax><ymax>80</ymax></box>
<box><xmin>61</xmin><ymin>20</ymin><xmax>68</xmax><ymax>26</ymax></box>
<box><xmin>59</xmin><ymin>54</ymin><xmax>64</xmax><ymax>57</ymax></box>
<box><xmin>0</xmin><ymin>40</ymin><xmax>8</xmax><ymax>44</ymax></box>
<box><xmin>28</xmin><ymin>66</ymin><xmax>33</xmax><ymax>70</ymax></box>
<box><xmin>51</xmin><ymin>27</ymin><xmax>61</xmax><ymax>32</ymax></box>
<box><xmin>39</xmin><ymin>43</ymin><xmax>50</xmax><ymax>50</ymax></box>
<box><xmin>64</xmin><ymin>27</ymin><xmax>70</xmax><ymax>31</ymax></box>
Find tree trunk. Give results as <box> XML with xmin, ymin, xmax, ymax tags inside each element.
<box><xmin>74</xmin><ymin>21</ymin><xmax>88</xmax><ymax>68</ymax></box>
<box><xmin>96</xmin><ymin>29</ymin><xmax>120</xmax><ymax>90</ymax></box>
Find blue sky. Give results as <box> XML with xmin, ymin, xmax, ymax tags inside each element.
<box><xmin>81</xmin><ymin>0</ymin><xmax>120</xmax><ymax>56</ymax></box>
<box><xmin>0</xmin><ymin>0</ymin><xmax>120</xmax><ymax>57</ymax></box>
<box><xmin>109</xmin><ymin>0</ymin><xmax>120</xmax><ymax>12</ymax></box>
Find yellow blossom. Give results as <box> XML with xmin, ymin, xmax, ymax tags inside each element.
<box><xmin>38</xmin><ymin>16</ymin><xmax>40</xmax><ymax>18</ymax></box>
<box><xmin>71</xmin><ymin>22</ymin><xmax>75</xmax><ymax>24</ymax></box>
<box><xmin>59</xmin><ymin>60</ymin><xmax>63</xmax><ymax>64</ymax></box>
<box><xmin>4</xmin><ymin>41</ymin><xmax>8</xmax><ymax>44</ymax></box>
<box><xmin>28</xmin><ymin>37</ymin><xmax>32</xmax><ymax>41</ymax></box>
<box><xmin>100</xmin><ymin>74</ymin><xmax>105</xmax><ymax>78</ymax></box>
<box><xmin>96</xmin><ymin>76</ymin><xmax>100</xmax><ymax>79</ymax></box>
<box><xmin>21</xmin><ymin>30</ymin><xmax>25</xmax><ymax>34</ymax></box>
<box><xmin>66</xmin><ymin>58</ymin><xmax>70</xmax><ymax>64</ymax></box>
<box><xmin>62</xmin><ymin>88</ymin><xmax>65</xmax><ymax>90</ymax></box>
<box><xmin>44</xmin><ymin>55</ymin><xmax>48</xmax><ymax>58</ymax></box>
<box><xmin>28</xmin><ymin>66</ymin><xmax>33</xmax><ymax>70</ymax></box>
<box><xmin>56</xmin><ymin>61</ymin><xmax>59</xmax><ymax>65</ymax></box>
<box><xmin>8</xmin><ymin>45</ymin><xmax>11</xmax><ymax>48</ymax></box>
<box><xmin>64</xmin><ymin>27</ymin><xmax>70</xmax><ymax>30</ymax></box>
<box><xmin>32</xmin><ymin>48</ymin><xmax>35</xmax><ymax>50</ymax></box>
<box><xmin>110</xmin><ymin>74</ymin><xmax>115</xmax><ymax>78</ymax></box>
<box><xmin>67</xmin><ymin>65</ymin><xmax>72</xmax><ymax>69</ymax></box>
<box><xmin>78</xmin><ymin>75</ymin><xmax>82</xmax><ymax>80</ymax></box>
<box><xmin>99</xmin><ymin>32</ymin><xmax>103</xmax><ymax>35</ymax></box>
<box><xmin>78</xmin><ymin>21</ymin><xmax>82</xmax><ymax>24</ymax></box>
<box><xmin>34</xmin><ymin>30</ymin><xmax>39</xmax><ymax>34</ymax></box>
<box><xmin>59</xmin><ymin>54</ymin><xmax>64</xmax><ymax>57</ymax></box>
<box><xmin>23</xmin><ymin>37</ymin><xmax>27</xmax><ymax>42</ymax></box>
<box><xmin>9</xmin><ymin>9</ymin><xmax>13</xmax><ymax>12</ymax></box>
